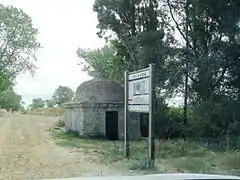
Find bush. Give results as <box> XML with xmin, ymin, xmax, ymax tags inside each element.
<box><xmin>128</xmin><ymin>153</ymin><xmax>150</xmax><ymax>170</ymax></box>
<box><xmin>171</xmin><ymin>157</ymin><xmax>212</xmax><ymax>173</ymax></box>
<box><xmin>57</xmin><ymin>115</ymin><xmax>65</xmax><ymax>127</ymax></box>
<box><xmin>188</xmin><ymin>99</ymin><xmax>240</xmax><ymax>139</ymax></box>
<box><xmin>219</xmin><ymin>151</ymin><xmax>240</xmax><ymax>170</ymax></box>
<box><xmin>155</xmin><ymin>139</ymin><xmax>209</xmax><ymax>158</ymax></box>
<box><xmin>168</xmin><ymin>107</ymin><xmax>183</xmax><ymax>117</ymax></box>
<box><xmin>155</xmin><ymin>105</ymin><xmax>186</xmax><ymax>139</ymax></box>
<box><xmin>20</xmin><ymin>108</ymin><xmax>27</xmax><ymax>114</ymax></box>
<box><xmin>56</xmin><ymin>120</ymin><xmax>65</xmax><ymax>127</ymax></box>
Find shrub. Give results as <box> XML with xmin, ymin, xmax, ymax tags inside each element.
<box><xmin>56</xmin><ymin>120</ymin><xmax>65</xmax><ymax>127</ymax></box>
<box><xmin>188</xmin><ymin>99</ymin><xmax>240</xmax><ymax>139</ymax></box>
<box><xmin>128</xmin><ymin>153</ymin><xmax>150</xmax><ymax>170</ymax></box>
<box><xmin>155</xmin><ymin>139</ymin><xmax>209</xmax><ymax>158</ymax></box>
<box><xmin>171</xmin><ymin>157</ymin><xmax>212</xmax><ymax>173</ymax></box>
<box><xmin>219</xmin><ymin>151</ymin><xmax>240</xmax><ymax>170</ymax></box>
<box><xmin>155</xmin><ymin>106</ymin><xmax>186</xmax><ymax>139</ymax></box>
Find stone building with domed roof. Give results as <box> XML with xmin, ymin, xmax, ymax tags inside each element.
<box><xmin>62</xmin><ymin>77</ymin><xmax>141</xmax><ymax>140</ymax></box>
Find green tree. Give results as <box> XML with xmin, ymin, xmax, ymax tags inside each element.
<box><xmin>91</xmin><ymin>0</ymin><xmax>240</xmax><ymax>140</ymax></box>
<box><xmin>92</xmin><ymin>0</ymin><xmax>185</xmax><ymax>139</ymax></box>
<box><xmin>0</xmin><ymin>88</ymin><xmax>22</xmax><ymax>111</ymax></box>
<box><xmin>45</xmin><ymin>99</ymin><xmax>55</xmax><ymax>108</ymax></box>
<box><xmin>167</xmin><ymin>0</ymin><xmax>240</xmax><ymax>137</ymax></box>
<box><xmin>52</xmin><ymin>86</ymin><xmax>74</xmax><ymax>106</ymax></box>
<box><xmin>93</xmin><ymin>0</ymin><xmax>162</xmax><ymax>69</ymax></box>
<box><xmin>93</xmin><ymin>0</ymin><xmax>142</xmax><ymax>68</ymax></box>
<box><xmin>0</xmin><ymin>4</ymin><xmax>40</xmax><ymax>92</ymax></box>
<box><xmin>77</xmin><ymin>41</ymin><xmax>131</xmax><ymax>82</ymax></box>
<box><xmin>93</xmin><ymin>0</ymin><xmax>179</xmax><ymax>92</ymax></box>
<box><xmin>30</xmin><ymin>98</ymin><xmax>45</xmax><ymax>110</ymax></box>
<box><xmin>167</xmin><ymin>0</ymin><xmax>240</xmax><ymax>101</ymax></box>
<box><xmin>0</xmin><ymin>70</ymin><xmax>14</xmax><ymax>92</ymax></box>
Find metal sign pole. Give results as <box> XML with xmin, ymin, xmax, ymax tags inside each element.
<box><xmin>148</xmin><ymin>63</ymin><xmax>155</xmax><ymax>166</ymax></box>
<box><xmin>127</xmin><ymin>66</ymin><xmax>153</xmax><ymax>161</ymax></box>
<box><xmin>124</xmin><ymin>71</ymin><xmax>130</xmax><ymax>158</ymax></box>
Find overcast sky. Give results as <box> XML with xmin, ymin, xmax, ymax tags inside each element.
<box><xmin>1</xmin><ymin>0</ymin><xmax>105</xmax><ymax>105</ymax></box>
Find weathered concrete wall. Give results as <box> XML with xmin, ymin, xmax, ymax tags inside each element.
<box><xmin>81</xmin><ymin>108</ymin><xmax>105</xmax><ymax>137</ymax></box>
<box><xmin>63</xmin><ymin>77</ymin><xmax>141</xmax><ymax>140</ymax></box>
<box><xmin>81</xmin><ymin>107</ymin><xmax>126</xmax><ymax>138</ymax></box>
<box><xmin>63</xmin><ymin>104</ymin><xmax>141</xmax><ymax>140</ymax></box>
<box><xmin>64</xmin><ymin>108</ymin><xmax>84</xmax><ymax>134</ymax></box>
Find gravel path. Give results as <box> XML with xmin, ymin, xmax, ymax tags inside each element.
<box><xmin>0</xmin><ymin>114</ymin><xmax>128</xmax><ymax>180</ymax></box>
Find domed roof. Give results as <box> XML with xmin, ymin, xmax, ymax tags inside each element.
<box><xmin>72</xmin><ymin>78</ymin><xmax>124</xmax><ymax>103</ymax></box>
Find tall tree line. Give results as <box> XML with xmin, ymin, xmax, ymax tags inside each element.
<box><xmin>78</xmin><ymin>0</ymin><xmax>240</xmax><ymax>140</ymax></box>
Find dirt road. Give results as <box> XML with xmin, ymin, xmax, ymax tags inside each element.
<box><xmin>0</xmin><ymin>114</ymin><xmax>127</xmax><ymax>180</ymax></box>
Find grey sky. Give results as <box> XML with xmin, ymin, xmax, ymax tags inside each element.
<box><xmin>1</xmin><ymin>0</ymin><xmax>183</xmax><ymax>107</ymax></box>
<box><xmin>1</xmin><ymin>0</ymin><xmax>105</xmax><ymax>104</ymax></box>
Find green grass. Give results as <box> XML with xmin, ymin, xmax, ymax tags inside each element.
<box><xmin>218</xmin><ymin>151</ymin><xmax>240</xmax><ymax>171</ymax></box>
<box><xmin>50</xmin><ymin>128</ymin><xmax>240</xmax><ymax>175</ymax></box>
<box><xmin>170</xmin><ymin>157</ymin><xmax>214</xmax><ymax>173</ymax></box>
<box><xmin>155</xmin><ymin>139</ymin><xmax>209</xmax><ymax>158</ymax></box>
<box><xmin>52</xmin><ymin>129</ymin><xmax>133</xmax><ymax>162</ymax></box>
<box><xmin>127</xmin><ymin>153</ymin><xmax>150</xmax><ymax>170</ymax></box>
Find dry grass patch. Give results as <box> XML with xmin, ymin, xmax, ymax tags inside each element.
<box><xmin>29</xmin><ymin>107</ymin><xmax>65</xmax><ymax>116</ymax></box>
<box><xmin>50</xmin><ymin>127</ymin><xmax>240</xmax><ymax>175</ymax></box>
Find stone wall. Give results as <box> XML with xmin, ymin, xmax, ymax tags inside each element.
<box><xmin>81</xmin><ymin>107</ymin><xmax>105</xmax><ymax>137</ymax></box>
<box><xmin>63</xmin><ymin>102</ymin><xmax>141</xmax><ymax>140</ymax></box>
<box><xmin>62</xmin><ymin>77</ymin><xmax>144</xmax><ymax>139</ymax></box>
<box><xmin>64</xmin><ymin>108</ymin><xmax>84</xmax><ymax>134</ymax></box>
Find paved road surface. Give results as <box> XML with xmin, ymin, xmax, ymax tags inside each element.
<box><xmin>0</xmin><ymin>114</ymin><xmax>125</xmax><ymax>180</ymax></box>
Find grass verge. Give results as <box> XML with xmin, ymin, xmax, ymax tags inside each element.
<box><xmin>50</xmin><ymin>127</ymin><xmax>240</xmax><ymax>175</ymax></box>
<box><xmin>51</xmin><ymin>128</ymin><xmax>146</xmax><ymax>163</ymax></box>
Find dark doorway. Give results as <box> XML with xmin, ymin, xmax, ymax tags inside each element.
<box><xmin>105</xmin><ymin>111</ymin><xmax>119</xmax><ymax>140</ymax></box>
<box><xmin>140</xmin><ymin>113</ymin><xmax>149</xmax><ymax>137</ymax></box>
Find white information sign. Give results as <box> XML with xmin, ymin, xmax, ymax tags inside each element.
<box><xmin>128</xmin><ymin>68</ymin><xmax>150</xmax><ymax>113</ymax></box>
<box><xmin>124</xmin><ymin>64</ymin><xmax>155</xmax><ymax>164</ymax></box>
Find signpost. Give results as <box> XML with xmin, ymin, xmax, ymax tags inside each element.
<box><xmin>124</xmin><ymin>71</ymin><xmax>130</xmax><ymax>158</ymax></box>
<box><xmin>124</xmin><ymin>64</ymin><xmax>155</xmax><ymax>165</ymax></box>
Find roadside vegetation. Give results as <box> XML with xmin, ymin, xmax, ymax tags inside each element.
<box><xmin>50</xmin><ymin>125</ymin><xmax>240</xmax><ymax>176</ymax></box>
<box><xmin>1</xmin><ymin>0</ymin><xmax>240</xmax><ymax>177</ymax></box>
<box><xmin>74</xmin><ymin>0</ymin><xmax>240</xmax><ymax>176</ymax></box>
